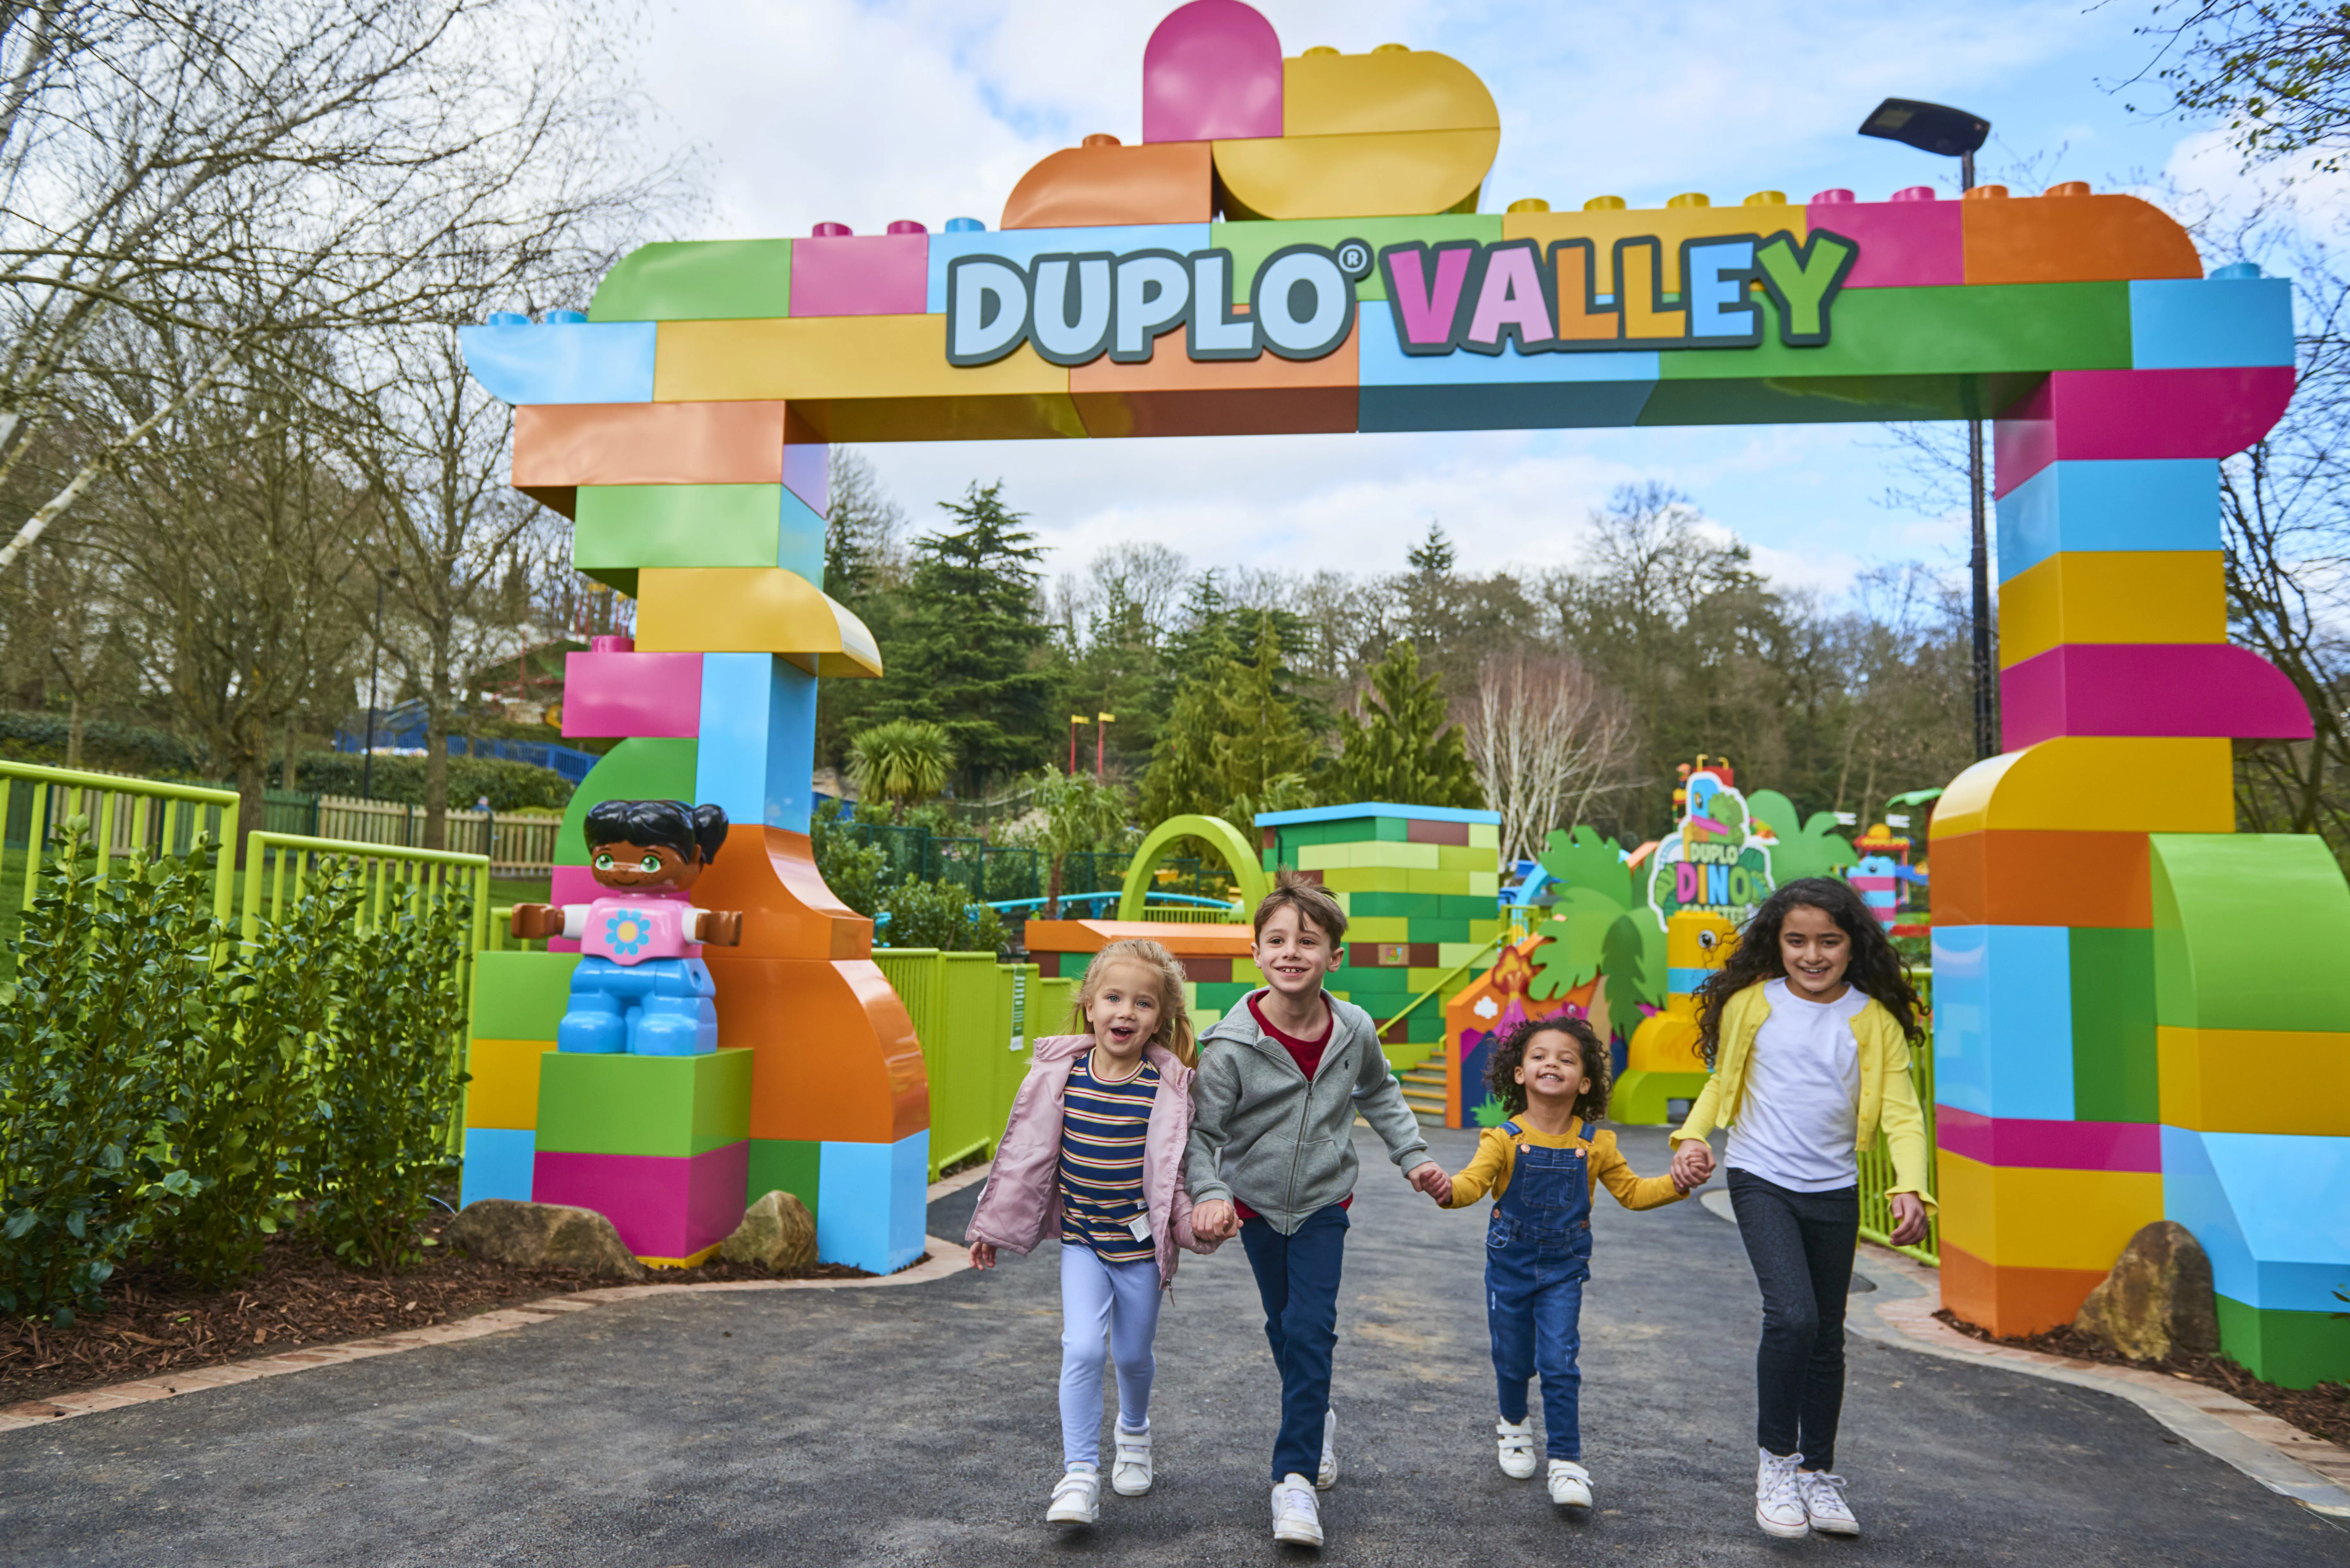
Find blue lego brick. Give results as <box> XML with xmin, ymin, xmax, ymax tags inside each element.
<box><xmin>695</xmin><ymin>654</ymin><xmax>817</xmax><ymax>834</ymax></box>
<box><xmin>2162</xmin><ymin>1125</ymin><xmax>2350</xmax><ymax>1313</ymax></box>
<box><xmin>778</xmin><ymin>487</ymin><xmax>825</xmax><ymax>581</ymax></box>
<box><xmin>925</xmin><ymin>223</ymin><xmax>1213</xmax><ymax>314</ymax></box>
<box><xmin>816</xmin><ymin>1131</ymin><xmax>930</xmax><ymax>1274</ymax></box>
<box><xmin>1356</xmin><ymin>304</ymin><xmax>1660</xmax><ymax>387</ymax></box>
<box><xmin>461</xmin><ymin>1127</ymin><xmax>537</xmax><ymax>1207</ymax></box>
<box><xmin>456</xmin><ymin>320</ymin><xmax>656</xmax><ymax>405</ymax></box>
<box><xmin>1357</xmin><ymin>307</ymin><xmax>1656</xmax><ymax>431</ymax></box>
<box><xmin>1931</xmin><ymin>924</ymin><xmax>2073</xmax><ymax>1120</ymax></box>
<box><xmin>2129</xmin><ymin>277</ymin><xmax>2296</xmax><ymax>371</ymax></box>
<box><xmin>1996</xmin><ymin>458</ymin><xmax>2218</xmax><ymax>582</ymax></box>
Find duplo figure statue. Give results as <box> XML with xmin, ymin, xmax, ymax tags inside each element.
<box><xmin>510</xmin><ymin>800</ymin><xmax>745</xmax><ymax>1056</ymax></box>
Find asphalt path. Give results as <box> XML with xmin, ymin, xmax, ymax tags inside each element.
<box><xmin>1</xmin><ymin>1124</ymin><xmax>2339</xmax><ymax>1565</ymax></box>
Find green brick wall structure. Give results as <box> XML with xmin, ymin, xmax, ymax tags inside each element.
<box><xmin>537</xmin><ymin>1048</ymin><xmax>754</xmax><ymax>1158</ymax></box>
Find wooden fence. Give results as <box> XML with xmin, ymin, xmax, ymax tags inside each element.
<box><xmin>313</xmin><ymin>795</ymin><xmax>561</xmax><ymax>878</ymax></box>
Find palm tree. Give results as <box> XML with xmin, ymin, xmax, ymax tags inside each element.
<box><xmin>849</xmin><ymin>720</ymin><xmax>955</xmax><ymax>806</ymax></box>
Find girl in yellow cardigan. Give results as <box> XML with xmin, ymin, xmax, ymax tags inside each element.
<box><xmin>1669</xmin><ymin>877</ymin><xmax>1932</xmax><ymax>1543</ymax></box>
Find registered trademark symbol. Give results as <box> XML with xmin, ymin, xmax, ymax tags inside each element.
<box><xmin>1334</xmin><ymin>240</ymin><xmax>1372</xmax><ymax>279</ymax></box>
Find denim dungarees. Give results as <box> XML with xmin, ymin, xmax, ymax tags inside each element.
<box><xmin>1484</xmin><ymin>1120</ymin><xmax>1592</xmax><ymax>1460</ymax></box>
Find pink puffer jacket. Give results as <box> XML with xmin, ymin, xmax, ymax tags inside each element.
<box><xmin>965</xmin><ymin>1034</ymin><xmax>1217</xmax><ymax>1286</ymax></box>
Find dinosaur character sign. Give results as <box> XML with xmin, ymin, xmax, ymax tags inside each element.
<box><xmin>1645</xmin><ymin>761</ymin><xmax>1775</xmax><ymax>926</ymax></box>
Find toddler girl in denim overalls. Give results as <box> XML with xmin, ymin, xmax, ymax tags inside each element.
<box><xmin>1440</xmin><ymin>1017</ymin><xmax>1687</xmax><ymax>1509</ymax></box>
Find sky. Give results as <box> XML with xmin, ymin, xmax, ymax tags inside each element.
<box><xmin>610</xmin><ymin>0</ymin><xmax>2307</xmax><ymax>598</ymax></box>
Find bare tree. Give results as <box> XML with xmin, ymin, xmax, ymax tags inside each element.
<box><xmin>1464</xmin><ymin>651</ymin><xmax>1636</xmax><ymax>864</ymax></box>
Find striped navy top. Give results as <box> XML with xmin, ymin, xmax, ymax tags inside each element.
<box><xmin>1058</xmin><ymin>1051</ymin><xmax>1161</xmax><ymax>1262</ymax></box>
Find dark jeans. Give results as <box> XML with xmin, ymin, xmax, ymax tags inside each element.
<box><xmin>1239</xmin><ymin>1204</ymin><xmax>1348</xmax><ymax>1483</ymax></box>
<box><xmin>1728</xmin><ymin>1167</ymin><xmax>1859</xmax><ymax>1473</ymax></box>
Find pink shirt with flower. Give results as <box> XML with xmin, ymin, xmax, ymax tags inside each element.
<box><xmin>572</xmin><ymin>888</ymin><xmax>702</xmax><ymax>965</ymax></box>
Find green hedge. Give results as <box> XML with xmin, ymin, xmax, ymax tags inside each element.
<box><xmin>0</xmin><ymin>711</ymin><xmax>200</xmax><ymax>776</ymax></box>
<box><xmin>0</xmin><ymin>824</ymin><xmax>471</xmax><ymax>1319</ymax></box>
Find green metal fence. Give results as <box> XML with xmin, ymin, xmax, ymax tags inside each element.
<box><xmin>875</xmin><ymin>950</ymin><xmax>1063</xmax><ymax>1180</ymax></box>
<box><xmin>1857</xmin><ymin>967</ymin><xmax>1938</xmax><ymax>1264</ymax></box>
<box><xmin>843</xmin><ymin>821</ymin><xmax>1042</xmax><ymax>902</ymax></box>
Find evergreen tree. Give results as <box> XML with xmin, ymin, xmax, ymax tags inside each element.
<box><xmin>879</xmin><ymin>481</ymin><xmax>1054</xmax><ymax>795</ymax></box>
<box><xmin>1332</xmin><ymin>639</ymin><xmax>1482</xmax><ymax>808</ymax></box>
<box><xmin>1141</xmin><ymin>611</ymin><xmax>1324</xmax><ymax>838</ymax></box>
<box><xmin>1407</xmin><ymin>522</ymin><xmax>1456</xmax><ymax>576</ymax></box>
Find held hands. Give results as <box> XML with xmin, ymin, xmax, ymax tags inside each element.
<box><xmin>1669</xmin><ymin>1139</ymin><xmax>1716</xmax><ymax>1194</ymax></box>
<box><xmin>1409</xmin><ymin>1162</ymin><xmax>1454</xmax><ymax>1206</ymax></box>
<box><xmin>968</xmin><ymin>1240</ymin><xmax>997</xmax><ymax>1270</ymax></box>
<box><xmin>1888</xmin><ymin>1192</ymin><xmax>1929</xmax><ymax>1247</ymax></box>
<box><xmin>1191</xmin><ymin>1199</ymin><xmax>1239</xmax><ymax>1243</ymax></box>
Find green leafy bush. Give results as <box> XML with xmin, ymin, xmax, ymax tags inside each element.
<box><xmin>877</xmin><ymin>875</ymin><xmax>1006</xmax><ymax>954</ymax></box>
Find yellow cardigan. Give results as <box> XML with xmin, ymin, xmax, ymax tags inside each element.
<box><xmin>1444</xmin><ymin>1116</ymin><xmax>1685</xmax><ymax>1211</ymax></box>
<box><xmin>1668</xmin><ymin>981</ymin><xmax>1936</xmax><ymax>1213</ymax></box>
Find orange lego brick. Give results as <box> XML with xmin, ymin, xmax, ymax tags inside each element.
<box><xmin>1002</xmin><ymin>139</ymin><xmax>1214</xmax><ymax>230</ymax></box>
<box><xmin>1930</xmin><ymin>829</ymin><xmax>2151</xmax><ymax>928</ymax></box>
<box><xmin>705</xmin><ymin>955</ymin><xmax>928</xmax><ymax>1145</ymax></box>
<box><xmin>1938</xmin><ymin>1241</ymin><xmax>2115</xmax><ymax>1337</ymax></box>
<box><xmin>692</xmin><ymin>824</ymin><xmax>873</xmax><ymax>961</ymax></box>
<box><xmin>1961</xmin><ymin>192</ymin><xmax>2200</xmax><ymax>287</ymax></box>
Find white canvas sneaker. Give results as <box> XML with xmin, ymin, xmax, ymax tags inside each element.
<box><xmin>1755</xmin><ymin>1448</ymin><xmax>1809</xmax><ymax>1539</ymax></box>
<box><xmin>1046</xmin><ymin>1465</ymin><xmax>1099</xmax><ymax>1526</ymax></box>
<box><xmin>1547</xmin><ymin>1459</ymin><xmax>1593</xmax><ymax>1508</ymax></box>
<box><xmin>1271</xmin><ymin>1472</ymin><xmax>1324</xmax><ymax>1547</ymax></box>
<box><xmin>1316</xmin><ymin>1408</ymin><xmax>1339</xmax><ymax>1489</ymax></box>
<box><xmin>1111</xmin><ymin>1424</ymin><xmax>1153</xmax><ymax>1497</ymax></box>
<box><xmin>1800</xmin><ymin>1470</ymin><xmax>1859</xmax><ymax>1537</ymax></box>
<box><xmin>1495</xmin><ymin>1418</ymin><xmax>1537</xmax><ymax>1479</ymax></box>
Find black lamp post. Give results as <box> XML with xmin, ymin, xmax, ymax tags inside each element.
<box><xmin>1860</xmin><ymin>97</ymin><xmax>1998</xmax><ymax>761</ymax></box>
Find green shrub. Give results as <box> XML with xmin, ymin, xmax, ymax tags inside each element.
<box><xmin>288</xmin><ymin>751</ymin><xmax>573</xmax><ymax>811</ymax></box>
<box><xmin>877</xmin><ymin>875</ymin><xmax>1006</xmax><ymax>954</ymax></box>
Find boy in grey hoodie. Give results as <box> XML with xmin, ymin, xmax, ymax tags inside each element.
<box><xmin>1186</xmin><ymin>871</ymin><xmax>1452</xmax><ymax>1547</ymax></box>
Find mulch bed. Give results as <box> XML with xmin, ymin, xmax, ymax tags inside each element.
<box><xmin>1</xmin><ymin>1212</ymin><xmax>905</xmax><ymax>1410</ymax></box>
<box><xmin>1932</xmin><ymin>1308</ymin><xmax>2350</xmax><ymax>1446</ymax></box>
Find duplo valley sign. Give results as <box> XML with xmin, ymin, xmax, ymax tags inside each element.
<box><xmin>944</xmin><ymin>230</ymin><xmax>1860</xmax><ymax>368</ymax></box>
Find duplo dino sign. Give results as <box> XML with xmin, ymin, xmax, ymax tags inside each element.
<box><xmin>943</xmin><ymin>230</ymin><xmax>1860</xmax><ymax>367</ymax></box>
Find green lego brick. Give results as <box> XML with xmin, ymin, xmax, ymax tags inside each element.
<box><xmin>2070</xmin><ymin>927</ymin><xmax>2158</xmax><ymax>1123</ymax></box>
<box><xmin>1412</xmin><ymin>918</ymin><xmax>1474</xmax><ymax>943</ymax></box>
<box><xmin>1373</xmin><ymin>816</ymin><xmax>1410</xmax><ymax>842</ymax></box>
<box><xmin>470</xmin><ymin>950</ymin><xmax>581</xmax><ymax>1040</ymax></box>
<box><xmin>575</xmin><ymin>485</ymin><xmax>786</xmax><ymax>574</ymax></box>
<box><xmin>1277</xmin><ymin>821</ymin><xmax>1367</xmax><ymax>848</ymax></box>
<box><xmin>1468</xmin><ymin>824</ymin><xmax>1498</xmax><ymax>850</ymax></box>
<box><xmin>536</xmin><ymin>1048</ymin><xmax>753</xmax><ymax>1157</ymax></box>
<box><xmin>1212</xmin><ymin>215</ymin><xmax>1502</xmax><ymax>303</ymax></box>
<box><xmin>1467</xmin><ymin>919</ymin><xmax>1505</xmax><ymax>942</ymax></box>
<box><xmin>2151</xmin><ymin>833</ymin><xmax>2350</xmax><ymax>1032</ymax></box>
<box><xmin>557</xmin><ymin>737</ymin><xmax>701</xmax><ymax>865</ymax></box>
<box><xmin>1351</xmin><ymin>842</ymin><xmax>1441</xmax><ymax>871</ymax></box>
<box><xmin>1440</xmin><ymin>894</ymin><xmax>1498</xmax><ymax>919</ymax></box>
<box><xmin>590</xmin><ymin>238</ymin><xmax>792</xmax><ymax>322</ymax></box>
<box><xmin>1351</xmin><ymin>891</ymin><xmax>1439</xmax><ymax>919</ymax></box>
<box><xmin>1196</xmin><ymin>981</ymin><xmax>1256</xmax><ymax>1010</ymax></box>
<box><xmin>1336</xmin><ymin>967</ymin><xmax>1412</xmax><ymax>995</ymax></box>
<box><xmin>747</xmin><ymin>1138</ymin><xmax>820</xmax><ymax>1219</ymax></box>
<box><xmin>2215</xmin><ymin>1294</ymin><xmax>2350</xmax><ymax>1389</ymax></box>
<box><xmin>1657</xmin><ymin>281</ymin><xmax>2131</xmax><ymax>383</ymax></box>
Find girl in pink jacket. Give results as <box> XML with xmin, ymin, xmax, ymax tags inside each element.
<box><xmin>967</xmin><ymin>937</ymin><xmax>1217</xmax><ymax>1528</ymax></box>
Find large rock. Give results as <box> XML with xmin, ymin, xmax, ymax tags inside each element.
<box><xmin>2073</xmin><ymin>1220</ymin><xmax>2219</xmax><ymax>1361</ymax></box>
<box><xmin>447</xmin><ymin>1199</ymin><xmax>647</xmax><ymax>1280</ymax></box>
<box><xmin>720</xmin><ymin>1190</ymin><xmax>816</xmax><ymax>1272</ymax></box>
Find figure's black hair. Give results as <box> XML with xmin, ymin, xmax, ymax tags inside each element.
<box><xmin>1485</xmin><ymin>1014</ymin><xmax>1610</xmax><ymax>1123</ymax></box>
<box><xmin>583</xmin><ymin>799</ymin><xmax>729</xmax><ymax>865</ymax></box>
<box><xmin>1693</xmin><ymin>875</ymin><xmax>1923</xmax><ymax>1067</ymax></box>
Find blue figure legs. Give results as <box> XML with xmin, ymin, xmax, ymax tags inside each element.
<box><xmin>557</xmin><ymin>957</ymin><xmax>719</xmax><ymax>1056</ymax></box>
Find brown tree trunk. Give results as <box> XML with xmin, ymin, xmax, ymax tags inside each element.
<box><xmin>281</xmin><ymin>712</ymin><xmax>299</xmax><ymax>791</ymax></box>
<box><xmin>65</xmin><ymin>691</ymin><xmax>82</xmax><ymax>770</ymax></box>
<box><xmin>232</xmin><ymin>712</ymin><xmax>266</xmax><ymax>871</ymax></box>
<box><xmin>422</xmin><ymin>646</ymin><xmax>450</xmax><ymax>851</ymax></box>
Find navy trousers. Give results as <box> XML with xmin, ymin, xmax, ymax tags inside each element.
<box><xmin>1239</xmin><ymin>1203</ymin><xmax>1349</xmax><ymax>1483</ymax></box>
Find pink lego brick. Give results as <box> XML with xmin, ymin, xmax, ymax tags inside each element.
<box><xmin>1143</xmin><ymin>0</ymin><xmax>1282</xmax><ymax>143</ymax></box>
<box><xmin>1808</xmin><ymin>197</ymin><xmax>1961</xmax><ymax>289</ymax></box>
<box><xmin>789</xmin><ymin>232</ymin><xmax>928</xmax><ymax>317</ymax></box>
<box><xmin>1999</xmin><ymin>643</ymin><xmax>2311</xmax><ymax>750</ymax></box>
<box><xmin>531</xmin><ymin>1143</ymin><xmax>749</xmax><ymax>1258</ymax></box>
<box><xmin>1936</xmin><ymin>1107</ymin><xmax>2162</xmax><ymax>1172</ymax></box>
<box><xmin>550</xmin><ymin>865</ymin><xmax>601</xmax><ymax>905</ymax></box>
<box><xmin>562</xmin><ymin>650</ymin><xmax>702</xmax><ymax>739</ymax></box>
<box><xmin>1992</xmin><ymin>366</ymin><xmax>2297</xmax><ymax>497</ymax></box>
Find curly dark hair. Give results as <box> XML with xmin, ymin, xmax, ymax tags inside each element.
<box><xmin>1485</xmin><ymin>1015</ymin><xmax>1610</xmax><ymax>1123</ymax></box>
<box><xmin>1693</xmin><ymin>876</ymin><xmax>1923</xmax><ymax>1067</ymax></box>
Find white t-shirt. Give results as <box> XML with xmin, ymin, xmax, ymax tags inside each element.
<box><xmin>1725</xmin><ymin>978</ymin><xmax>1867</xmax><ymax>1192</ymax></box>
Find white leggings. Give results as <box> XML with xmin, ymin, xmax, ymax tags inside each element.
<box><xmin>1058</xmin><ymin>1244</ymin><xmax>1163</xmax><ymax>1466</ymax></box>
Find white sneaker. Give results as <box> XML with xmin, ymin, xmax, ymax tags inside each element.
<box><xmin>1755</xmin><ymin>1448</ymin><xmax>1809</xmax><ymax>1538</ymax></box>
<box><xmin>1495</xmin><ymin>1417</ymin><xmax>1537</xmax><ymax>1479</ymax></box>
<box><xmin>1800</xmin><ymin>1470</ymin><xmax>1859</xmax><ymax>1536</ymax></box>
<box><xmin>1271</xmin><ymin>1472</ymin><xmax>1324</xmax><ymax>1547</ymax></box>
<box><xmin>1316</xmin><ymin>1407</ymin><xmax>1338</xmax><ymax>1490</ymax></box>
<box><xmin>1046</xmin><ymin>1465</ymin><xmax>1099</xmax><ymax>1525</ymax></box>
<box><xmin>1547</xmin><ymin>1458</ymin><xmax>1593</xmax><ymax>1507</ymax></box>
<box><xmin>1111</xmin><ymin>1424</ymin><xmax>1152</xmax><ymax>1496</ymax></box>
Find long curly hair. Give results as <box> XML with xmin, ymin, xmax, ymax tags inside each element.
<box><xmin>1485</xmin><ymin>1015</ymin><xmax>1610</xmax><ymax>1123</ymax></box>
<box><xmin>1694</xmin><ymin>877</ymin><xmax>1923</xmax><ymax>1067</ymax></box>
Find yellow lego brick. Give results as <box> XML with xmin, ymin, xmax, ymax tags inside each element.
<box><xmin>1331</xmin><ymin>890</ymin><xmax>1351</xmax><ymax>916</ymax></box>
<box><xmin>465</xmin><ymin>1038</ymin><xmax>555</xmax><ymax>1130</ymax></box>
<box><xmin>1348</xmin><ymin>842</ymin><xmax>1439</xmax><ymax>871</ymax></box>
<box><xmin>1998</xmin><ymin>550</ymin><xmax>2224</xmax><ymax>667</ymax></box>
<box><xmin>1437</xmin><ymin>942</ymin><xmax>1481</xmax><ymax>968</ymax></box>
<box><xmin>1295</xmin><ymin>843</ymin><xmax>1350</xmax><ymax>871</ymax></box>
<box><xmin>1436</xmin><ymin>844</ymin><xmax>1498</xmax><ymax>871</ymax></box>
<box><xmin>1319</xmin><ymin>866</ymin><xmax>1381</xmax><ymax>893</ymax></box>
<box><xmin>1468</xmin><ymin>919</ymin><xmax>1505</xmax><ymax>943</ymax></box>
<box><xmin>1195</xmin><ymin>1007</ymin><xmax>1224</xmax><ymax>1029</ymax></box>
<box><xmin>1232</xmin><ymin>959</ymin><xmax>1265</xmax><ymax>985</ymax></box>
<box><xmin>1934</xmin><ymin>737</ymin><xmax>2232</xmax><ymax>836</ymax></box>
<box><xmin>1407</xmin><ymin>967</ymin><xmax>1451</xmax><ymax>992</ymax></box>
<box><xmin>1347</xmin><ymin>917</ymin><xmax>1410</xmax><ymax>942</ymax></box>
<box><xmin>2158</xmin><ymin>1026</ymin><xmax>2350</xmax><ymax>1136</ymax></box>
<box><xmin>1469</xmin><ymin>871</ymin><xmax>1500</xmax><ymax>899</ymax></box>
<box><xmin>1467</xmin><ymin>824</ymin><xmax>1499</xmax><ymax>850</ymax></box>
<box><xmin>1934</xmin><ymin>1151</ymin><xmax>2163</xmax><ymax>1271</ymax></box>
<box><xmin>1405</xmin><ymin>869</ymin><xmax>1475</xmax><ymax>895</ymax></box>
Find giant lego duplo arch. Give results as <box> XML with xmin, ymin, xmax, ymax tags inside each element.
<box><xmin>455</xmin><ymin>0</ymin><xmax>2344</xmax><ymax>1382</ymax></box>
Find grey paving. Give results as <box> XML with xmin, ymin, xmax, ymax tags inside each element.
<box><xmin>2</xmin><ymin>1125</ymin><xmax>2341</xmax><ymax>1565</ymax></box>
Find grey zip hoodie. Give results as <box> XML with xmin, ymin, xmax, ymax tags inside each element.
<box><xmin>1183</xmin><ymin>989</ymin><xmax>1435</xmax><ymax>1236</ymax></box>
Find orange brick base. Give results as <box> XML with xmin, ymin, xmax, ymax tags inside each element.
<box><xmin>1938</xmin><ymin>1241</ymin><xmax>2109</xmax><ymax>1337</ymax></box>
